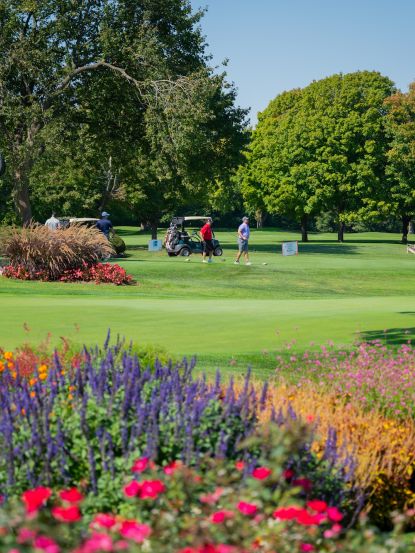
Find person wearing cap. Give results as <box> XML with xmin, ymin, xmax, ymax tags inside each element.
<box><xmin>234</xmin><ymin>216</ymin><xmax>251</xmax><ymax>265</ymax></box>
<box><xmin>96</xmin><ymin>211</ymin><xmax>113</xmax><ymax>239</ymax></box>
<box><xmin>200</xmin><ymin>217</ymin><xmax>214</xmax><ymax>263</ymax></box>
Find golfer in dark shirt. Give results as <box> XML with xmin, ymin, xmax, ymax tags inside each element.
<box><xmin>96</xmin><ymin>211</ymin><xmax>113</xmax><ymax>239</ymax></box>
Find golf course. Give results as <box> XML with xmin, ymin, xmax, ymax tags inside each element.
<box><xmin>2</xmin><ymin>227</ymin><xmax>415</xmax><ymax>375</ymax></box>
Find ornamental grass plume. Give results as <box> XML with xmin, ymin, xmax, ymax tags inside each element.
<box><xmin>0</xmin><ymin>223</ymin><xmax>113</xmax><ymax>280</ymax></box>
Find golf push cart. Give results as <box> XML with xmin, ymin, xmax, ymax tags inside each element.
<box><xmin>164</xmin><ymin>216</ymin><xmax>223</xmax><ymax>257</ymax></box>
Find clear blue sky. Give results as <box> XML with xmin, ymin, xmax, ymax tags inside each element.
<box><xmin>190</xmin><ymin>0</ymin><xmax>415</xmax><ymax>124</ymax></box>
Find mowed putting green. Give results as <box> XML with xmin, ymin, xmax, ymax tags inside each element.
<box><xmin>1</xmin><ymin>228</ymin><xmax>415</xmax><ymax>374</ymax></box>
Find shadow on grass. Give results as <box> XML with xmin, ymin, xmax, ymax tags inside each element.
<box><xmin>359</xmin><ymin>327</ymin><xmax>415</xmax><ymax>346</ymax></box>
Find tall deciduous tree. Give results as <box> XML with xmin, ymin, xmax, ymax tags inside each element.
<box><xmin>239</xmin><ymin>72</ymin><xmax>394</xmax><ymax>241</ymax></box>
<box><xmin>0</xmin><ymin>0</ymin><xmax>246</xmax><ymax>226</ymax></box>
<box><xmin>383</xmin><ymin>83</ymin><xmax>415</xmax><ymax>243</ymax></box>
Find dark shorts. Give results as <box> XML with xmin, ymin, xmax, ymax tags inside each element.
<box><xmin>238</xmin><ymin>238</ymin><xmax>248</xmax><ymax>252</ymax></box>
<box><xmin>203</xmin><ymin>239</ymin><xmax>214</xmax><ymax>253</ymax></box>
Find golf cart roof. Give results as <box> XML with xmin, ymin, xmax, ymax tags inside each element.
<box><xmin>171</xmin><ymin>216</ymin><xmax>211</xmax><ymax>226</ymax></box>
<box><xmin>69</xmin><ymin>217</ymin><xmax>99</xmax><ymax>223</ymax></box>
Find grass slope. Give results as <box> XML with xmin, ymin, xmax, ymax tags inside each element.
<box><xmin>1</xmin><ymin>228</ymin><xmax>415</xmax><ymax>374</ymax></box>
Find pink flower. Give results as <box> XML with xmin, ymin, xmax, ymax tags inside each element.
<box><xmin>21</xmin><ymin>487</ymin><xmax>52</xmax><ymax>513</ymax></box>
<box><xmin>119</xmin><ymin>520</ymin><xmax>151</xmax><ymax>543</ymax></box>
<box><xmin>131</xmin><ymin>457</ymin><xmax>150</xmax><ymax>473</ymax></box>
<box><xmin>33</xmin><ymin>536</ymin><xmax>60</xmax><ymax>553</ymax></box>
<box><xmin>123</xmin><ymin>480</ymin><xmax>141</xmax><ymax>498</ymax></box>
<box><xmin>300</xmin><ymin>544</ymin><xmax>315</xmax><ymax>552</ymax></box>
<box><xmin>252</xmin><ymin>467</ymin><xmax>272</xmax><ymax>480</ymax></box>
<box><xmin>139</xmin><ymin>479</ymin><xmax>165</xmax><ymax>499</ymax></box>
<box><xmin>17</xmin><ymin>527</ymin><xmax>37</xmax><ymax>543</ymax></box>
<box><xmin>81</xmin><ymin>533</ymin><xmax>113</xmax><ymax>553</ymax></box>
<box><xmin>59</xmin><ymin>487</ymin><xmax>84</xmax><ymax>503</ymax></box>
<box><xmin>200</xmin><ymin>487</ymin><xmax>224</xmax><ymax>505</ymax></box>
<box><xmin>90</xmin><ymin>513</ymin><xmax>117</xmax><ymax>529</ymax></box>
<box><xmin>235</xmin><ymin>460</ymin><xmax>245</xmax><ymax>471</ymax></box>
<box><xmin>237</xmin><ymin>501</ymin><xmax>258</xmax><ymax>516</ymax></box>
<box><xmin>51</xmin><ymin>505</ymin><xmax>82</xmax><ymax>522</ymax></box>
<box><xmin>210</xmin><ymin>510</ymin><xmax>235</xmax><ymax>524</ymax></box>
<box><xmin>327</xmin><ymin>507</ymin><xmax>343</xmax><ymax>522</ymax></box>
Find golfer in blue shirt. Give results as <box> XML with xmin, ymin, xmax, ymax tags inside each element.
<box><xmin>96</xmin><ymin>212</ymin><xmax>113</xmax><ymax>239</ymax></box>
<box><xmin>234</xmin><ymin>216</ymin><xmax>251</xmax><ymax>265</ymax></box>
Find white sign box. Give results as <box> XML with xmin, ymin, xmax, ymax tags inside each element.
<box><xmin>148</xmin><ymin>239</ymin><xmax>163</xmax><ymax>251</ymax></box>
<box><xmin>282</xmin><ymin>241</ymin><xmax>298</xmax><ymax>256</ymax></box>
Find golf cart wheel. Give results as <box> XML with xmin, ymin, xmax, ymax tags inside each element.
<box><xmin>167</xmin><ymin>252</ymin><xmax>176</xmax><ymax>257</ymax></box>
<box><xmin>213</xmin><ymin>246</ymin><xmax>223</xmax><ymax>256</ymax></box>
<box><xmin>180</xmin><ymin>247</ymin><xmax>191</xmax><ymax>257</ymax></box>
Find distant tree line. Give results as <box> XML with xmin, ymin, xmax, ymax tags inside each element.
<box><xmin>238</xmin><ymin>72</ymin><xmax>415</xmax><ymax>243</ymax></box>
<box><xmin>1</xmin><ymin>4</ymin><xmax>415</xmax><ymax>242</ymax></box>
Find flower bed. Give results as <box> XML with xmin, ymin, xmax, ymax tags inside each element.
<box><xmin>1</xmin><ymin>429</ymin><xmax>413</xmax><ymax>553</ymax></box>
<box><xmin>3</xmin><ymin>262</ymin><xmax>132</xmax><ymax>285</ymax></box>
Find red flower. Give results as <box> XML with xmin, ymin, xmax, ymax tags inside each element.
<box><xmin>131</xmin><ymin>457</ymin><xmax>150</xmax><ymax>473</ymax></box>
<box><xmin>211</xmin><ymin>510</ymin><xmax>235</xmax><ymax>524</ymax></box>
<box><xmin>296</xmin><ymin>510</ymin><xmax>324</xmax><ymax>526</ymax></box>
<box><xmin>327</xmin><ymin>507</ymin><xmax>343</xmax><ymax>522</ymax></box>
<box><xmin>282</xmin><ymin>468</ymin><xmax>294</xmax><ymax>480</ymax></box>
<box><xmin>235</xmin><ymin>460</ymin><xmax>245</xmax><ymax>471</ymax></box>
<box><xmin>91</xmin><ymin>513</ymin><xmax>117</xmax><ymax>529</ymax></box>
<box><xmin>59</xmin><ymin>487</ymin><xmax>84</xmax><ymax>504</ymax></box>
<box><xmin>22</xmin><ymin>487</ymin><xmax>52</xmax><ymax>513</ymax></box>
<box><xmin>123</xmin><ymin>480</ymin><xmax>141</xmax><ymax>498</ymax></box>
<box><xmin>33</xmin><ymin>535</ymin><xmax>60</xmax><ymax>553</ymax></box>
<box><xmin>252</xmin><ymin>467</ymin><xmax>272</xmax><ymax>480</ymax></box>
<box><xmin>139</xmin><ymin>479</ymin><xmax>165</xmax><ymax>499</ymax></box>
<box><xmin>237</xmin><ymin>501</ymin><xmax>258</xmax><ymax>516</ymax></box>
<box><xmin>119</xmin><ymin>520</ymin><xmax>151</xmax><ymax>543</ymax></box>
<box><xmin>273</xmin><ymin>506</ymin><xmax>303</xmax><ymax>520</ymax></box>
<box><xmin>292</xmin><ymin>478</ymin><xmax>312</xmax><ymax>492</ymax></box>
<box><xmin>163</xmin><ymin>460</ymin><xmax>182</xmax><ymax>475</ymax></box>
<box><xmin>306</xmin><ymin>500</ymin><xmax>328</xmax><ymax>513</ymax></box>
<box><xmin>51</xmin><ymin>505</ymin><xmax>81</xmax><ymax>522</ymax></box>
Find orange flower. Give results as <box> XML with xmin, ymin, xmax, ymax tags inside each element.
<box><xmin>39</xmin><ymin>364</ymin><xmax>48</xmax><ymax>373</ymax></box>
<box><xmin>4</xmin><ymin>351</ymin><xmax>13</xmax><ymax>360</ymax></box>
<box><xmin>29</xmin><ymin>378</ymin><xmax>37</xmax><ymax>386</ymax></box>
<box><xmin>39</xmin><ymin>373</ymin><xmax>47</xmax><ymax>381</ymax></box>
<box><xmin>7</xmin><ymin>361</ymin><xmax>14</xmax><ymax>369</ymax></box>
<box><xmin>30</xmin><ymin>391</ymin><xmax>36</xmax><ymax>398</ymax></box>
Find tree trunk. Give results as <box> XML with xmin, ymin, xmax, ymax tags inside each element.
<box><xmin>338</xmin><ymin>221</ymin><xmax>346</xmax><ymax>242</ymax></box>
<box><xmin>151</xmin><ymin>223</ymin><xmax>158</xmax><ymax>240</ymax></box>
<box><xmin>300</xmin><ymin>215</ymin><xmax>308</xmax><ymax>242</ymax></box>
<box><xmin>13</xmin><ymin>169</ymin><xmax>32</xmax><ymax>225</ymax></box>
<box><xmin>401</xmin><ymin>215</ymin><xmax>411</xmax><ymax>244</ymax></box>
<box><xmin>255</xmin><ymin>209</ymin><xmax>265</xmax><ymax>229</ymax></box>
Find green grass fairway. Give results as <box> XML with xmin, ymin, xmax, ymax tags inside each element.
<box><xmin>1</xmin><ymin>228</ymin><xmax>415</xmax><ymax>374</ymax></box>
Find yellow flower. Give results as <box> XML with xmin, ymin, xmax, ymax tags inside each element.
<box><xmin>39</xmin><ymin>364</ymin><xmax>48</xmax><ymax>373</ymax></box>
<box><xmin>11</xmin><ymin>371</ymin><xmax>17</xmax><ymax>379</ymax></box>
<box><xmin>68</xmin><ymin>393</ymin><xmax>73</xmax><ymax>400</ymax></box>
<box><xmin>4</xmin><ymin>351</ymin><xmax>13</xmax><ymax>360</ymax></box>
<box><xmin>39</xmin><ymin>373</ymin><xmax>47</xmax><ymax>381</ymax></box>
